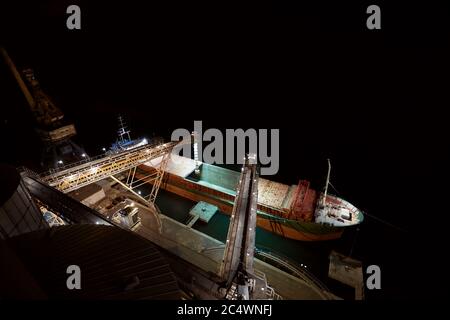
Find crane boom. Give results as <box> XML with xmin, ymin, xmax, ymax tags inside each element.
<box><xmin>0</xmin><ymin>47</ymin><xmax>36</xmax><ymax>109</ymax></box>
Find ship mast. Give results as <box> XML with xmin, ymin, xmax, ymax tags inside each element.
<box><xmin>192</xmin><ymin>131</ymin><xmax>201</xmax><ymax>175</ymax></box>
<box><xmin>322</xmin><ymin>159</ymin><xmax>331</xmax><ymax>206</ymax></box>
<box><xmin>117</xmin><ymin>115</ymin><xmax>131</xmax><ymax>143</ymax></box>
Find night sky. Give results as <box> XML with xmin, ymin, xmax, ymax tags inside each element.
<box><xmin>1</xmin><ymin>1</ymin><xmax>449</xmax><ymax>299</ymax></box>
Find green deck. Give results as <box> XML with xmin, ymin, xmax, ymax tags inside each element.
<box><xmin>189</xmin><ymin>163</ymin><xmax>240</xmax><ymax>192</ymax></box>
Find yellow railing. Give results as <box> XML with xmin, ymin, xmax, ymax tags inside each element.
<box><xmin>41</xmin><ymin>142</ymin><xmax>177</xmax><ymax>193</ymax></box>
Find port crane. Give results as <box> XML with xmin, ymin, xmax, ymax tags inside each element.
<box><xmin>1</xmin><ymin>47</ymin><xmax>86</xmax><ymax>169</ymax></box>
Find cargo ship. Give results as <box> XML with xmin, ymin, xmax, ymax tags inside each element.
<box><xmin>136</xmin><ymin>155</ymin><xmax>364</xmax><ymax>241</ymax></box>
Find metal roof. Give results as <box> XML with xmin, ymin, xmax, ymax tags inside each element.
<box><xmin>0</xmin><ymin>164</ymin><xmax>21</xmax><ymax>207</ymax></box>
<box><xmin>2</xmin><ymin>224</ymin><xmax>183</xmax><ymax>299</ymax></box>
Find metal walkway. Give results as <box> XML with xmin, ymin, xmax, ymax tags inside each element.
<box><xmin>218</xmin><ymin>154</ymin><xmax>278</xmax><ymax>299</ymax></box>
<box><xmin>219</xmin><ymin>155</ymin><xmax>258</xmax><ymax>284</ymax></box>
<box><xmin>40</xmin><ymin>141</ymin><xmax>177</xmax><ymax>193</ymax></box>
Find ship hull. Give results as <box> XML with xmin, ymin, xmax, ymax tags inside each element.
<box><xmin>256</xmin><ymin>212</ymin><xmax>344</xmax><ymax>241</ymax></box>
<box><xmin>136</xmin><ymin>164</ymin><xmax>349</xmax><ymax>241</ymax></box>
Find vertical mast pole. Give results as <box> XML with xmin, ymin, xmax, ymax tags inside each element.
<box><xmin>323</xmin><ymin>159</ymin><xmax>331</xmax><ymax>206</ymax></box>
